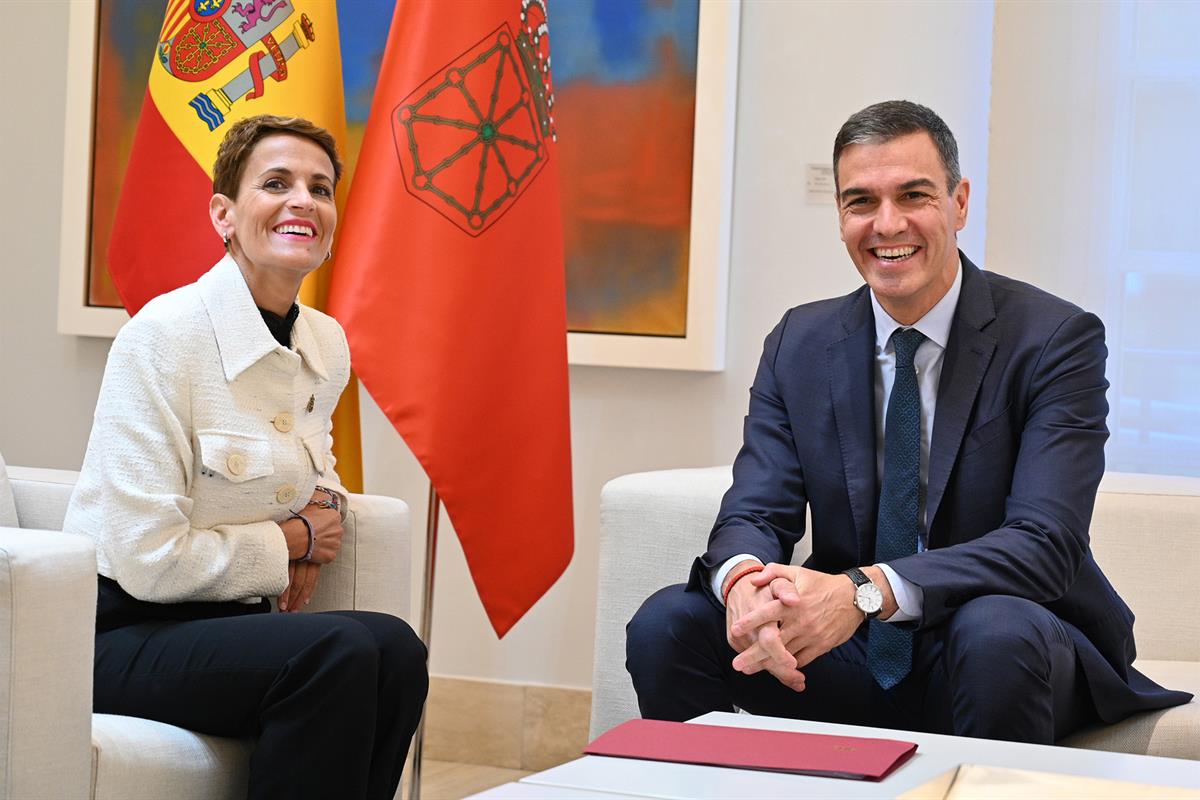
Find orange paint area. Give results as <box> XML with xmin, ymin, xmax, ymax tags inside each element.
<box><xmin>557</xmin><ymin>40</ymin><xmax>695</xmax><ymax>336</ymax></box>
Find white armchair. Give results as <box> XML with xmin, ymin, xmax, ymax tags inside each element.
<box><xmin>0</xmin><ymin>464</ymin><xmax>411</xmax><ymax>800</ymax></box>
<box><xmin>590</xmin><ymin>466</ymin><xmax>1200</xmax><ymax>759</ymax></box>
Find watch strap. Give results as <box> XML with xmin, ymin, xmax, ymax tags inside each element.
<box><xmin>843</xmin><ymin>567</ymin><xmax>871</xmax><ymax>588</ymax></box>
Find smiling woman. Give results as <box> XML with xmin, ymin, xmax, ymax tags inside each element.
<box><xmin>62</xmin><ymin>116</ymin><xmax>429</xmax><ymax>800</ymax></box>
<box><xmin>209</xmin><ymin>117</ymin><xmax>343</xmax><ymax>315</ymax></box>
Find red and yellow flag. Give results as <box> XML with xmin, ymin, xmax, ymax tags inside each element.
<box><xmin>109</xmin><ymin>0</ymin><xmax>347</xmax><ymax>314</ymax></box>
<box><xmin>329</xmin><ymin>0</ymin><xmax>574</xmax><ymax>636</ymax></box>
<box><xmin>108</xmin><ymin>0</ymin><xmax>361</xmax><ymax>490</ymax></box>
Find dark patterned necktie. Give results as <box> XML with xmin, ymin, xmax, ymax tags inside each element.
<box><xmin>869</xmin><ymin>327</ymin><xmax>925</xmax><ymax>690</ymax></box>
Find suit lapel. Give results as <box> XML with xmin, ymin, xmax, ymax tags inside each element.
<box><xmin>926</xmin><ymin>256</ymin><xmax>998</xmax><ymax>538</ymax></box>
<box><xmin>828</xmin><ymin>289</ymin><xmax>878</xmax><ymax>564</ymax></box>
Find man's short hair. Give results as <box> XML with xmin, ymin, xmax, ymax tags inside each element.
<box><xmin>832</xmin><ymin>100</ymin><xmax>961</xmax><ymax>194</ymax></box>
<box><xmin>212</xmin><ymin>114</ymin><xmax>343</xmax><ymax>199</ymax></box>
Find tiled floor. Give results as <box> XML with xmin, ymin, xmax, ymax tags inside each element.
<box><xmin>402</xmin><ymin>758</ymin><xmax>532</xmax><ymax>800</ymax></box>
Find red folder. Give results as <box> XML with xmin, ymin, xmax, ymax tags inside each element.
<box><xmin>585</xmin><ymin>719</ymin><xmax>917</xmax><ymax>781</ymax></box>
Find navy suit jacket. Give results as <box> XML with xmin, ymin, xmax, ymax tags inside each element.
<box><xmin>692</xmin><ymin>254</ymin><xmax>1190</xmax><ymax>721</ymax></box>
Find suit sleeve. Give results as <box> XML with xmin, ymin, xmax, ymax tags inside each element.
<box><xmin>689</xmin><ymin>313</ymin><xmax>809</xmax><ymax>597</ymax></box>
<box><xmin>886</xmin><ymin>310</ymin><xmax>1109</xmax><ymax>628</ymax></box>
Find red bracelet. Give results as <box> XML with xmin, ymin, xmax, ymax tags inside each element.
<box><xmin>722</xmin><ymin>564</ymin><xmax>764</xmax><ymax>604</ymax></box>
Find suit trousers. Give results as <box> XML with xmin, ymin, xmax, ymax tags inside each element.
<box><xmin>94</xmin><ymin>577</ymin><xmax>429</xmax><ymax>800</ymax></box>
<box><xmin>626</xmin><ymin>584</ymin><xmax>1096</xmax><ymax>744</ymax></box>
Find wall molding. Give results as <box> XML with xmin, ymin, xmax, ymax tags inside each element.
<box><xmin>424</xmin><ymin>676</ymin><xmax>592</xmax><ymax>771</ymax></box>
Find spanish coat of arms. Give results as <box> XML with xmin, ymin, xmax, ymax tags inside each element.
<box><xmin>156</xmin><ymin>0</ymin><xmax>317</xmax><ymax>131</ymax></box>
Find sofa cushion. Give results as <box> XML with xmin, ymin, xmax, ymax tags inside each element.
<box><xmin>1088</xmin><ymin>492</ymin><xmax>1200</xmax><ymax>662</ymax></box>
<box><xmin>0</xmin><ymin>451</ymin><xmax>17</xmax><ymax>527</ymax></box>
<box><xmin>1060</xmin><ymin>660</ymin><xmax>1199</xmax><ymax>760</ymax></box>
<box><xmin>91</xmin><ymin>714</ymin><xmax>252</xmax><ymax>800</ymax></box>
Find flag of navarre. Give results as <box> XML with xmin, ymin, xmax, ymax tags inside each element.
<box><xmin>329</xmin><ymin>0</ymin><xmax>573</xmax><ymax>637</ymax></box>
<box><xmin>391</xmin><ymin>0</ymin><xmax>558</xmax><ymax>236</ymax></box>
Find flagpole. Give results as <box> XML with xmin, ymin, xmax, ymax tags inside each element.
<box><xmin>408</xmin><ymin>482</ymin><xmax>439</xmax><ymax>800</ymax></box>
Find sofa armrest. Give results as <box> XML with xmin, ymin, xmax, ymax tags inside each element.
<box><xmin>7</xmin><ymin>467</ymin><xmax>79</xmax><ymax>532</ymax></box>
<box><xmin>306</xmin><ymin>493</ymin><xmax>411</xmax><ymax>621</ymax></box>
<box><xmin>590</xmin><ymin>467</ymin><xmax>733</xmax><ymax>740</ymax></box>
<box><xmin>0</xmin><ymin>528</ymin><xmax>96</xmax><ymax>800</ymax></box>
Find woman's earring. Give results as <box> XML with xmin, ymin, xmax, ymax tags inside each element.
<box><xmin>223</xmin><ymin>235</ymin><xmax>230</xmax><ymax>250</ymax></box>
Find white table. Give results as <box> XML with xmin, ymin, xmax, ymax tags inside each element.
<box><xmin>468</xmin><ymin>712</ymin><xmax>1200</xmax><ymax>799</ymax></box>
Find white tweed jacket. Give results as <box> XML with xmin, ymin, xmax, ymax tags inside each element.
<box><xmin>64</xmin><ymin>256</ymin><xmax>351</xmax><ymax>603</ymax></box>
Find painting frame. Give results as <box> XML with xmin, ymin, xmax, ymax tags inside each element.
<box><xmin>59</xmin><ymin>0</ymin><xmax>127</xmax><ymax>338</ymax></box>
<box><xmin>565</xmin><ymin>1</ymin><xmax>739</xmax><ymax>372</ymax></box>
<box><xmin>57</xmin><ymin>0</ymin><xmax>741</xmax><ymax>365</ymax></box>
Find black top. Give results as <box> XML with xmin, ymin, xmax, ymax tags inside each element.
<box><xmin>259</xmin><ymin>304</ymin><xmax>300</xmax><ymax>347</ymax></box>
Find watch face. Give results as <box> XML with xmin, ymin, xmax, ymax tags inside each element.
<box><xmin>856</xmin><ymin>582</ymin><xmax>884</xmax><ymax>615</ymax></box>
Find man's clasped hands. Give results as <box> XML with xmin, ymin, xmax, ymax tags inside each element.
<box><xmin>723</xmin><ymin>562</ymin><xmax>898</xmax><ymax>691</ymax></box>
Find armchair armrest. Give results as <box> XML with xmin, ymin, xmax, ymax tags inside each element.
<box><xmin>0</xmin><ymin>528</ymin><xmax>96</xmax><ymax>800</ymax></box>
<box><xmin>589</xmin><ymin>466</ymin><xmax>812</xmax><ymax>739</ymax></box>
<box><xmin>305</xmin><ymin>493</ymin><xmax>411</xmax><ymax>621</ymax></box>
<box><xmin>590</xmin><ymin>467</ymin><xmax>733</xmax><ymax>739</ymax></box>
<box><xmin>7</xmin><ymin>467</ymin><xmax>79</xmax><ymax>532</ymax></box>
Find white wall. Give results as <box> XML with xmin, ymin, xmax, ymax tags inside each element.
<box><xmin>0</xmin><ymin>1</ymin><xmax>110</xmax><ymax>468</ymax></box>
<box><xmin>0</xmin><ymin>0</ymin><xmax>993</xmax><ymax>689</ymax></box>
<box><xmin>986</xmin><ymin>2</ymin><xmax>1109</xmax><ymax>309</ymax></box>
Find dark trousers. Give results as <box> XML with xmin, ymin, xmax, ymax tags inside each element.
<box><xmin>95</xmin><ymin>577</ymin><xmax>429</xmax><ymax>800</ymax></box>
<box><xmin>626</xmin><ymin>584</ymin><xmax>1096</xmax><ymax>744</ymax></box>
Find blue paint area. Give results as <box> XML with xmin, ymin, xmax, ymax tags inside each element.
<box><xmin>336</xmin><ymin>0</ymin><xmax>395</xmax><ymax>122</ymax></box>
<box><xmin>592</xmin><ymin>0</ymin><xmax>641</xmax><ymax>70</ymax></box>
<box><xmin>107</xmin><ymin>1</ymin><xmax>163</xmax><ymax>60</ymax></box>
<box><xmin>100</xmin><ymin>1</ymin><xmax>170</xmax><ymax>120</ymax></box>
<box><xmin>551</xmin><ymin>0</ymin><xmax>699</xmax><ymax>85</ymax></box>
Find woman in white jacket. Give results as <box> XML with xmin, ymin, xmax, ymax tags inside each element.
<box><xmin>65</xmin><ymin>115</ymin><xmax>428</xmax><ymax>800</ymax></box>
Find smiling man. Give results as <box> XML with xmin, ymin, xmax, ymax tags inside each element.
<box><xmin>626</xmin><ymin>101</ymin><xmax>1190</xmax><ymax>743</ymax></box>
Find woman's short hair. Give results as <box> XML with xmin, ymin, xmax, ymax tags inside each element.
<box><xmin>212</xmin><ymin>115</ymin><xmax>343</xmax><ymax>199</ymax></box>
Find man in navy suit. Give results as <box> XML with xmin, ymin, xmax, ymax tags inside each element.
<box><xmin>626</xmin><ymin>101</ymin><xmax>1190</xmax><ymax>743</ymax></box>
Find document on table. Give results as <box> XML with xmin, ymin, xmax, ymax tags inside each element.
<box><xmin>584</xmin><ymin>719</ymin><xmax>917</xmax><ymax>781</ymax></box>
<box><xmin>899</xmin><ymin>763</ymin><xmax>1200</xmax><ymax>799</ymax></box>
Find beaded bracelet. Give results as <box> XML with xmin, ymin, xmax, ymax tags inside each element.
<box><xmin>291</xmin><ymin>512</ymin><xmax>315</xmax><ymax>562</ymax></box>
<box><xmin>311</xmin><ymin>485</ymin><xmax>341</xmax><ymax>512</ymax></box>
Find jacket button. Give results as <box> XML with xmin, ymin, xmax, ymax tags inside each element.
<box><xmin>226</xmin><ymin>454</ymin><xmax>246</xmax><ymax>476</ymax></box>
<box><xmin>273</xmin><ymin>412</ymin><xmax>295</xmax><ymax>433</ymax></box>
<box><xmin>276</xmin><ymin>484</ymin><xmax>297</xmax><ymax>504</ymax></box>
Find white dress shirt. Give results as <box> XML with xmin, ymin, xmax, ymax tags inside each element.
<box><xmin>714</xmin><ymin>259</ymin><xmax>965</xmax><ymax>625</ymax></box>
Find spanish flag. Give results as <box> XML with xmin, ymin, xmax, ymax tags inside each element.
<box><xmin>329</xmin><ymin>0</ymin><xmax>574</xmax><ymax>636</ymax></box>
<box><xmin>109</xmin><ymin>0</ymin><xmax>346</xmax><ymax>313</ymax></box>
<box><xmin>108</xmin><ymin>0</ymin><xmax>362</xmax><ymax>491</ymax></box>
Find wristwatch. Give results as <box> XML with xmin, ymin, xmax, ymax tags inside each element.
<box><xmin>843</xmin><ymin>567</ymin><xmax>884</xmax><ymax>619</ymax></box>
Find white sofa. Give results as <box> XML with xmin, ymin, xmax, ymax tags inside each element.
<box><xmin>0</xmin><ymin>464</ymin><xmax>411</xmax><ymax>800</ymax></box>
<box><xmin>590</xmin><ymin>466</ymin><xmax>1199</xmax><ymax>759</ymax></box>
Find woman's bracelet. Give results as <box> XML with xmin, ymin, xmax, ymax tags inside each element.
<box><xmin>311</xmin><ymin>485</ymin><xmax>341</xmax><ymax>512</ymax></box>
<box><xmin>291</xmin><ymin>512</ymin><xmax>315</xmax><ymax>562</ymax></box>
